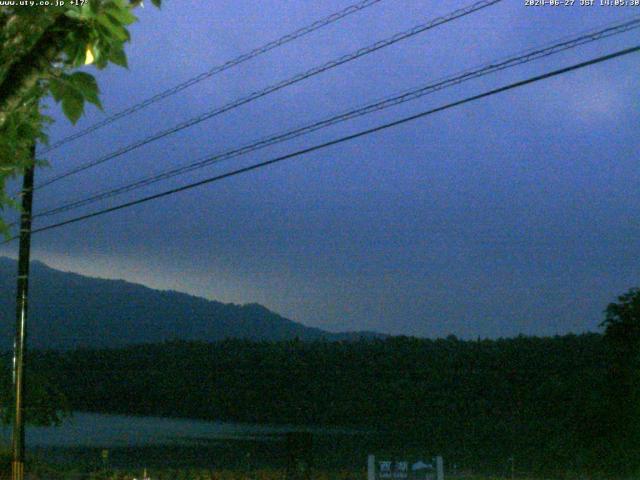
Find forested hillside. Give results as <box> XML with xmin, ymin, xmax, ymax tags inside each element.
<box><xmin>0</xmin><ymin>258</ymin><xmax>382</xmax><ymax>349</ymax></box>
<box><xmin>21</xmin><ymin>333</ymin><xmax>632</xmax><ymax>476</ymax></box>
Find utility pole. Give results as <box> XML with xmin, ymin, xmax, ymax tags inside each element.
<box><xmin>12</xmin><ymin>145</ymin><xmax>35</xmax><ymax>480</ymax></box>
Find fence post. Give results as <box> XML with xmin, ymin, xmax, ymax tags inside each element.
<box><xmin>368</xmin><ymin>454</ymin><xmax>375</xmax><ymax>480</ymax></box>
<box><xmin>436</xmin><ymin>456</ymin><xmax>444</xmax><ymax>480</ymax></box>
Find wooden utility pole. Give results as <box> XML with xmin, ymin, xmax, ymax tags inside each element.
<box><xmin>12</xmin><ymin>146</ymin><xmax>35</xmax><ymax>480</ymax></box>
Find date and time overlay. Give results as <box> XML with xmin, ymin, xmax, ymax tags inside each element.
<box><xmin>6</xmin><ymin>0</ymin><xmax>640</xmax><ymax>8</ymax></box>
<box><xmin>525</xmin><ymin>0</ymin><xmax>640</xmax><ymax>7</ymax></box>
<box><xmin>5</xmin><ymin>0</ymin><xmax>640</xmax><ymax>9</ymax></box>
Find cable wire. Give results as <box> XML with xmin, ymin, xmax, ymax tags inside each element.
<box><xmin>6</xmin><ymin>44</ymin><xmax>635</xmax><ymax>242</ymax></box>
<box><xmin>35</xmin><ymin>0</ymin><xmax>502</xmax><ymax>190</ymax></box>
<box><xmin>33</xmin><ymin>16</ymin><xmax>640</xmax><ymax>219</ymax></box>
<box><xmin>41</xmin><ymin>0</ymin><xmax>389</xmax><ymax>154</ymax></box>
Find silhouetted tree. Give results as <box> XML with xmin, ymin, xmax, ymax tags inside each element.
<box><xmin>600</xmin><ymin>288</ymin><xmax>640</xmax><ymax>474</ymax></box>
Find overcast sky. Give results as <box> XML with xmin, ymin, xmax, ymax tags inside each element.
<box><xmin>2</xmin><ymin>0</ymin><xmax>639</xmax><ymax>338</ymax></box>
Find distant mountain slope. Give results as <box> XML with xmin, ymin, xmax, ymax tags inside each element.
<box><xmin>0</xmin><ymin>257</ymin><xmax>383</xmax><ymax>349</ymax></box>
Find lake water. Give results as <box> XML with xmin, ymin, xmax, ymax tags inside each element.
<box><xmin>0</xmin><ymin>412</ymin><xmax>362</xmax><ymax>448</ymax></box>
<box><xmin>0</xmin><ymin>412</ymin><xmax>375</xmax><ymax>470</ymax></box>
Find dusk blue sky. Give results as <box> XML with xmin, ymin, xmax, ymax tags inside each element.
<box><xmin>2</xmin><ymin>0</ymin><xmax>639</xmax><ymax>338</ymax></box>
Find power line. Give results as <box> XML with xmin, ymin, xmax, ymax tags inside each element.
<box><xmin>40</xmin><ymin>0</ymin><xmax>389</xmax><ymax>154</ymax></box>
<box><xmin>7</xmin><ymin>44</ymin><xmax>636</xmax><ymax>242</ymax></box>
<box><xmin>34</xmin><ymin>0</ymin><xmax>502</xmax><ymax>190</ymax></box>
<box><xmin>33</xmin><ymin>16</ymin><xmax>640</xmax><ymax>220</ymax></box>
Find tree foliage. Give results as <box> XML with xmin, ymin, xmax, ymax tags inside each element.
<box><xmin>599</xmin><ymin>288</ymin><xmax>640</xmax><ymax>475</ymax></box>
<box><xmin>0</xmin><ymin>288</ymin><xmax>636</xmax><ymax>475</ymax></box>
<box><xmin>601</xmin><ymin>287</ymin><xmax>640</xmax><ymax>348</ymax></box>
<box><xmin>26</xmin><ymin>334</ymin><xmax>611</xmax><ymax>476</ymax></box>
<box><xmin>0</xmin><ymin>0</ymin><xmax>163</xmax><ymax>427</ymax></box>
<box><xmin>0</xmin><ymin>356</ymin><xmax>69</xmax><ymax>426</ymax></box>
<box><xmin>0</xmin><ymin>0</ymin><xmax>161</xmax><ymax>235</ymax></box>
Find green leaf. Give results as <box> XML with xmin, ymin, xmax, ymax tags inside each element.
<box><xmin>64</xmin><ymin>8</ymin><xmax>82</xmax><ymax>19</ymax></box>
<box><xmin>89</xmin><ymin>0</ymin><xmax>101</xmax><ymax>15</ymax></box>
<box><xmin>105</xmin><ymin>4</ymin><xmax>137</xmax><ymax>25</ymax></box>
<box><xmin>71</xmin><ymin>44</ymin><xmax>87</xmax><ymax>67</ymax></box>
<box><xmin>37</xmin><ymin>131</ymin><xmax>50</xmax><ymax>147</ymax></box>
<box><xmin>96</xmin><ymin>14</ymin><xmax>129</xmax><ymax>42</ymax></box>
<box><xmin>48</xmin><ymin>78</ymin><xmax>66</xmax><ymax>103</ymax></box>
<box><xmin>108</xmin><ymin>14</ymin><xmax>132</xmax><ymax>42</ymax></box>
<box><xmin>95</xmin><ymin>57</ymin><xmax>109</xmax><ymax>69</ymax></box>
<box><xmin>90</xmin><ymin>40</ymin><xmax>103</xmax><ymax>63</ymax></box>
<box><xmin>61</xmin><ymin>89</ymin><xmax>85</xmax><ymax>124</ymax></box>
<box><xmin>69</xmin><ymin>72</ymin><xmax>102</xmax><ymax>109</ymax></box>
<box><xmin>63</xmin><ymin>41</ymin><xmax>84</xmax><ymax>67</ymax></box>
<box><xmin>151</xmin><ymin>0</ymin><xmax>162</xmax><ymax>6</ymax></box>
<box><xmin>80</xmin><ymin>1</ymin><xmax>95</xmax><ymax>19</ymax></box>
<box><xmin>109</xmin><ymin>43</ymin><xmax>128</xmax><ymax>68</ymax></box>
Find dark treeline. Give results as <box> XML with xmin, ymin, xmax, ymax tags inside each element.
<box><xmin>22</xmin><ymin>333</ymin><xmax>636</xmax><ymax>477</ymax></box>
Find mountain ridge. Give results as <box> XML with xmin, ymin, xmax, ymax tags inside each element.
<box><xmin>0</xmin><ymin>257</ymin><xmax>385</xmax><ymax>349</ymax></box>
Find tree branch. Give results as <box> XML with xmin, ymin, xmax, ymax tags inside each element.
<box><xmin>0</xmin><ymin>14</ymin><xmax>74</xmax><ymax>125</ymax></box>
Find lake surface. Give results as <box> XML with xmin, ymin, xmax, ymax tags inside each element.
<box><xmin>0</xmin><ymin>412</ymin><xmax>362</xmax><ymax>448</ymax></box>
<box><xmin>0</xmin><ymin>412</ymin><xmax>376</xmax><ymax>470</ymax></box>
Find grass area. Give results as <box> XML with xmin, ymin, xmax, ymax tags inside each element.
<box><xmin>15</xmin><ymin>469</ymin><xmax>518</xmax><ymax>480</ymax></box>
<box><xmin>0</xmin><ymin>440</ymin><xmax>615</xmax><ymax>479</ymax></box>
<box><xmin>16</xmin><ymin>466</ymin><xmax>367</xmax><ymax>480</ymax></box>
